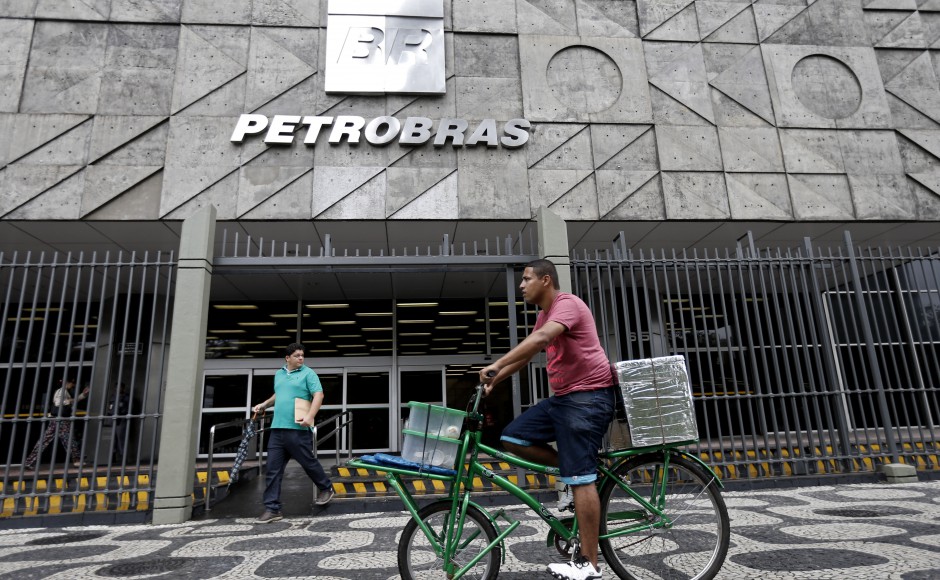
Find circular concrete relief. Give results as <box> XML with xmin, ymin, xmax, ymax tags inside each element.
<box><xmin>791</xmin><ymin>55</ymin><xmax>862</xmax><ymax>119</ymax></box>
<box><xmin>547</xmin><ymin>46</ymin><xmax>622</xmax><ymax>113</ymax></box>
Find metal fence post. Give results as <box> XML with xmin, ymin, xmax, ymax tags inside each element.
<box><xmin>843</xmin><ymin>231</ymin><xmax>899</xmax><ymax>462</ymax></box>
<box><xmin>803</xmin><ymin>237</ymin><xmax>855</xmax><ymax>471</ymax></box>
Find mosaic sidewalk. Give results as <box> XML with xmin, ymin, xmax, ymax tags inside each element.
<box><xmin>0</xmin><ymin>481</ymin><xmax>937</xmax><ymax>579</ymax></box>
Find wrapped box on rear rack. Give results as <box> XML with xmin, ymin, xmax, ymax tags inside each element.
<box><xmin>609</xmin><ymin>355</ymin><xmax>698</xmax><ymax>448</ymax></box>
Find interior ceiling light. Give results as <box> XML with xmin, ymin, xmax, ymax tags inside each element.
<box><xmin>22</xmin><ymin>307</ymin><xmax>63</xmax><ymax>311</ymax></box>
<box><xmin>248</xmin><ymin>350</ymin><xmax>276</xmax><ymax>354</ymax></box>
<box><xmin>233</xmin><ymin>341</ymin><xmax>263</xmax><ymax>345</ymax></box>
<box><xmin>258</xmin><ymin>335</ymin><xmax>290</xmax><ymax>339</ymax></box>
<box><xmin>210</xmin><ymin>329</ymin><xmax>245</xmax><ymax>333</ymax></box>
<box><xmin>306</xmin><ymin>303</ymin><xmax>349</xmax><ymax>309</ymax></box>
<box><xmin>367</xmin><ymin>338</ymin><xmax>393</xmax><ymax>342</ymax></box>
<box><xmin>319</xmin><ymin>321</ymin><xmax>356</xmax><ymax>325</ymax></box>
<box><xmin>363</xmin><ymin>327</ymin><xmax>393</xmax><ymax>331</ymax></box>
<box><xmin>440</xmin><ymin>311</ymin><xmax>477</xmax><ymax>315</ymax></box>
<box><xmin>269</xmin><ymin>313</ymin><xmax>298</xmax><ymax>318</ymax></box>
<box><xmin>356</xmin><ymin>312</ymin><xmax>393</xmax><ymax>317</ymax></box>
<box><xmin>436</xmin><ymin>325</ymin><xmax>469</xmax><ymax>330</ymax></box>
<box><xmin>398</xmin><ymin>302</ymin><xmax>438</xmax><ymax>307</ymax></box>
<box><xmin>226</xmin><ymin>355</ymin><xmax>252</xmax><ymax>358</ymax></box>
<box><xmin>399</xmin><ymin>332</ymin><xmax>432</xmax><ymax>336</ymax></box>
<box><xmin>237</xmin><ymin>322</ymin><xmax>276</xmax><ymax>326</ymax></box>
<box><xmin>399</xmin><ymin>320</ymin><xmax>433</xmax><ymax>324</ymax></box>
<box><xmin>213</xmin><ymin>304</ymin><xmax>258</xmax><ymax>310</ymax></box>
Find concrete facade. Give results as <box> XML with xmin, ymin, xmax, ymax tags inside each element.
<box><xmin>1</xmin><ymin>0</ymin><xmax>939</xmax><ymax>225</ymax></box>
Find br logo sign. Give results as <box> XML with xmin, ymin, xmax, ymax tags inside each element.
<box><xmin>325</xmin><ymin>0</ymin><xmax>445</xmax><ymax>94</ymax></box>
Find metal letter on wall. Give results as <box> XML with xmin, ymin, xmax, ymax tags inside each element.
<box><xmin>325</xmin><ymin>0</ymin><xmax>445</xmax><ymax>94</ymax></box>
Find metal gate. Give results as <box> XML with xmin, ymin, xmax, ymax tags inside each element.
<box><xmin>572</xmin><ymin>232</ymin><xmax>940</xmax><ymax>480</ymax></box>
<box><xmin>0</xmin><ymin>250</ymin><xmax>175</xmax><ymax>517</ymax></box>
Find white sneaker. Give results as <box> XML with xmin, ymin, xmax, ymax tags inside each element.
<box><xmin>548</xmin><ymin>556</ymin><xmax>602</xmax><ymax>580</ymax></box>
<box><xmin>556</xmin><ymin>485</ymin><xmax>574</xmax><ymax>512</ymax></box>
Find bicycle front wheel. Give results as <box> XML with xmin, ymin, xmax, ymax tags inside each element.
<box><xmin>599</xmin><ymin>453</ymin><xmax>730</xmax><ymax>580</ymax></box>
<box><xmin>397</xmin><ymin>500</ymin><xmax>501</xmax><ymax>580</ymax></box>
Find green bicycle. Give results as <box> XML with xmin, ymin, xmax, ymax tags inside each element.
<box><xmin>349</xmin><ymin>384</ymin><xmax>730</xmax><ymax>580</ymax></box>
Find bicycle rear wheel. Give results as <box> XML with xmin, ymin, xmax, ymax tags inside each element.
<box><xmin>397</xmin><ymin>500</ymin><xmax>500</xmax><ymax>580</ymax></box>
<box><xmin>599</xmin><ymin>453</ymin><xmax>729</xmax><ymax>580</ymax></box>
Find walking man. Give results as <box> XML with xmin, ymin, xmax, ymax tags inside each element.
<box><xmin>24</xmin><ymin>377</ymin><xmax>90</xmax><ymax>469</ymax></box>
<box><xmin>480</xmin><ymin>259</ymin><xmax>615</xmax><ymax>580</ymax></box>
<box><xmin>252</xmin><ymin>343</ymin><xmax>334</xmax><ymax>523</ymax></box>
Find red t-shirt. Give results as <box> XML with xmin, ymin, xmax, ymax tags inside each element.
<box><xmin>535</xmin><ymin>292</ymin><xmax>614</xmax><ymax>397</ymax></box>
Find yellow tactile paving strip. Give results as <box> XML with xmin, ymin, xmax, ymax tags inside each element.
<box><xmin>2</xmin><ymin>447</ymin><xmax>936</xmax><ymax>518</ymax></box>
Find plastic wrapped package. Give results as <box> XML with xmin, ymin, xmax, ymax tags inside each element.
<box><xmin>609</xmin><ymin>355</ymin><xmax>698</xmax><ymax>448</ymax></box>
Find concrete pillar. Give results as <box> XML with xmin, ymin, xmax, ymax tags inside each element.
<box><xmin>536</xmin><ymin>206</ymin><xmax>571</xmax><ymax>293</ymax></box>
<box><xmin>152</xmin><ymin>206</ymin><xmax>216</xmax><ymax>524</ymax></box>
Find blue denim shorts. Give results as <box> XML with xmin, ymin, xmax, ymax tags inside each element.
<box><xmin>501</xmin><ymin>387</ymin><xmax>615</xmax><ymax>486</ymax></box>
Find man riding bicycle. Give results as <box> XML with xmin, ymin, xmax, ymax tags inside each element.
<box><xmin>480</xmin><ymin>258</ymin><xmax>616</xmax><ymax>580</ymax></box>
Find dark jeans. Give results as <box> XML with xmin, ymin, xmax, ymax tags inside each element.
<box><xmin>263</xmin><ymin>428</ymin><xmax>332</xmax><ymax>512</ymax></box>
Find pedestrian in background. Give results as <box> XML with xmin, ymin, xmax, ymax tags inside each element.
<box><xmin>24</xmin><ymin>377</ymin><xmax>89</xmax><ymax>469</ymax></box>
<box><xmin>109</xmin><ymin>382</ymin><xmax>131</xmax><ymax>462</ymax></box>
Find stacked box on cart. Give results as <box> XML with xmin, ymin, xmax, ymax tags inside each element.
<box><xmin>611</xmin><ymin>355</ymin><xmax>698</xmax><ymax>448</ymax></box>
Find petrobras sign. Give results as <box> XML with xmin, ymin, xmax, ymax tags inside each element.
<box><xmin>230</xmin><ymin>114</ymin><xmax>531</xmax><ymax>148</ymax></box>
<box><xmin>325</xmin><ymin>0</ymin><xmax>445</xmax><ymax>94</ymax></box>
<box><xmin>230</xmin><ymin>0</ymin><xmax>531</xmax><ymax>149</ymax></box>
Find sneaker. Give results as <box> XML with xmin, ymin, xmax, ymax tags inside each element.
<box><xmin>548</xmin><ymin>556</ymin><xmax>603</xmax><ymax>580</ymax></box>
<box><xmin>256</xmin><ymin>510</ymin><xmax>283</xmax><ymax>523</ymax></box>
<box><xmin>315</xmin><ymin>487</ymin><xmax>335</xmax><ymax>506</ymax></box>
<box><xmin>556</xmin><ymin>485</ymin><xmax>574</xmax><ymax>512</ymax></box>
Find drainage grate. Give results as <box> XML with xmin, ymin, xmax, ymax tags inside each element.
<box><xmin>98</xmin><ymin>558</ymin><xmax>194</xmax><ymax>576</ymax></box>
<box><xmin>26</xmin><ymin>531</ymin><xmax>108</xmax><ymax>545</ymax></box>
<box><xmin>814</xmin><ymin>508</ymin><xmax>886</xmax><ymax>518</ymax></box>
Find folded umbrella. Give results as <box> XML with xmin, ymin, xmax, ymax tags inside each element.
<box><xmin>229</xmin><ymin>411</ymin><xmax>259</xmax><ymax>485</ymax></box>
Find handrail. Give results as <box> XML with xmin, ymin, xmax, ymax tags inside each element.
<box><xmin>205</xmin><ymin>411</ymin><xmax>270</xmax><ymax>512</ymax></box>
<box><xmin>312</xmin><ymin>411</ymin><xmax>354</xmax><ymax>465</ymax></box>
<box><xmin>204</xmin><ymin>410</ymin><xmax>352</xmax><ymax>511</ymax></box>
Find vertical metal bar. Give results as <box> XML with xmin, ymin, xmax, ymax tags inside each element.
<box><xmin>869</xmin><ymin>248</ymin><xmax>918</xmax><ymax>458</ymax></box>
<box><xmin>717</xmin><ymin>246</ymin><xmax>762</xmax><ymax>474</ymax></box>
<box><xmin>844</xmin><ymin>232</ymin><xmax>898</xmax><ymax>461</ymax></box>
<box><xmin>0</xmin><ymin>252</ymin><xmax>19</xmax><ymax>482</ymax></box>
<box><xmin>799</xmin><ymin>239</ymin><xmax>851</xmax><ymax>471</ymax></box>
<box><xmin>901</xmin><ymin>249</ymin><xmax>940</xmax><ymax>460</ymax></box>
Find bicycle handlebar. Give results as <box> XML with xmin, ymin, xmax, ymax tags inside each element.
<box><xmin>469</xmin><ymin>371</ymin><xmax>496</xmax><ymax>415</ymax></box>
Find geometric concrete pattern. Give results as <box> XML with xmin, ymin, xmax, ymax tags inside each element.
<box><xmin>0</xmin><ymin>481</ymin><xmax>936</xmax><ymax>578</ymax></box>
<box><xmin>2</xmin><ymin>0</ymin><xmax>940</xmax><ymax>222</ymax></box>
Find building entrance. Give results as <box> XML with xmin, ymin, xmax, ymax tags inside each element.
<box><xmin>201</xmin><ymin>357</ymin><xmax>497</xmax><ymax>457</ymax></box>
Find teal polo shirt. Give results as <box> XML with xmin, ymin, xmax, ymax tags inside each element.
<box><xmin>272</xmin><ymin>365</ymin><xmax>323</xmax><ymax>430</ymax></box>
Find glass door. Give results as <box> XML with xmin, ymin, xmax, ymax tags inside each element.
<box><xmin>345</xmin><ymin>368</ymin><xmax>391</xmax><ymax>453</ymax></box>
<box><xmin>398</xmin><ymin>366</ymin><xmax>446</xmax><ymax>451</ymax></box>
<box><xmin>198</xmin><ymin>370</ymin><xmax>251</xmax><ymax>456</ymax></box>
